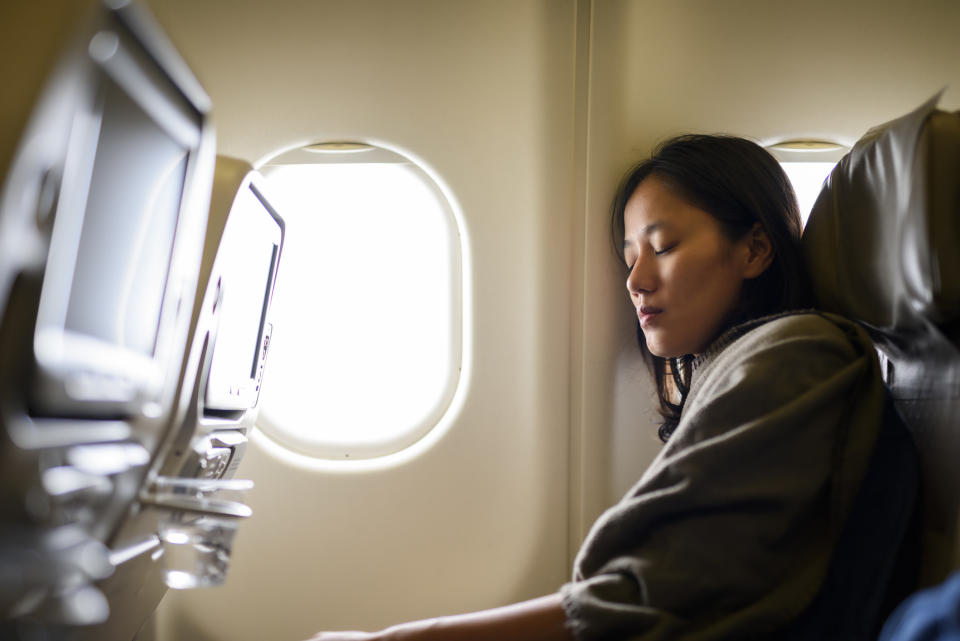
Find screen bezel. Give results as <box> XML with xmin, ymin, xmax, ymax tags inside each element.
<box><xmin>31</xmin><ymin>22</ymin><xmax>204</xmax><ymax>417</ymax></box>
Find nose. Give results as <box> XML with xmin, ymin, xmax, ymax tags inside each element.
<box><xmin>626</xmin><ymin>255</ymin><xmax>656</xmax><ymax>297</ymax></box>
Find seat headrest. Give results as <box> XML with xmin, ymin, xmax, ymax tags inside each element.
<box><xmin>803</xmin><ymin>92</ymin><xmax>960</xmax><ymax>337</ymax></box>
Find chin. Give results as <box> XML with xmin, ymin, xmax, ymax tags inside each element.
<box><xmin>645</xmin><ymin>342</ymin><xmax>680</xmax><ymax>359</ymax></box>
<box><xmin>645</xmin><ymin>337</ymin><xmax>694</xmax><ymax>360</ymax></box>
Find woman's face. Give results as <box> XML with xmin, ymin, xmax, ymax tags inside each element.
<box><xmin>622</xmin><ymin>175</ymin><xmax>767</xmax><ymax>358</ymax></box>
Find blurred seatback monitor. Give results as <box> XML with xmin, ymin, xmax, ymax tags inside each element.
<box><xmin>29</xmin><ymin>10</ymin><xmax>208</xmax><ymax>421</ymax></box>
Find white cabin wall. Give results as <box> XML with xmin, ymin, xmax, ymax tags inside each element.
<box><xmin>568</xmin><ymin>0</ymin><xmax>662</xmax><ymax>556</ymax></box>
<box><xmin>147</xmin><ymin>1</ymin><xmax>582</xmax><ymax>640</ymax></box>
<box><xmin>606</xmin><ymin>0</ymin><xmax>960</xmax><ymax>154</ymax></box>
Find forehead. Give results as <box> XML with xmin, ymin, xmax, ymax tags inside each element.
<box><xmin>623</xmin><ymin>176</ymin><xmax>712</xmax><ymax>236</ymax></box>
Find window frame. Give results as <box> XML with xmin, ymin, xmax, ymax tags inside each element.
<box><xmin>252</xmin><ymin>143</ymin><xmax>466</xmax><ymax>461</ymax></box>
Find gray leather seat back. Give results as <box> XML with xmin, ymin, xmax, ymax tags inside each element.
<box><xmin>802</xmin><ymin>93</ymin><xmax>960</xmax><ymax>587</ymax></box>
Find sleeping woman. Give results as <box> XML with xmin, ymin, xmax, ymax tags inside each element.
<box><xmin>308</xmin><ymin>134</ymin><xmax>917</xmax><ymax>641</ymax></box>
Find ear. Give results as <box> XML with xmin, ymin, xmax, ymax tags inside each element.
<box><xmin>739</xmin><ymin>223</ymin><xmax>774</xmax><ymax>279</ymax></box>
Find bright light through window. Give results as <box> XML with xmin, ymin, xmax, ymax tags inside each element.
<box><xmin>780</xmin><ymin>161</ymin><xmax>837</xmax><ymax>227</ymax></box>
<box><xmin>256</xmin><ymin>158</ymin><xmax>461</xmax><ymax>460</ymax></box>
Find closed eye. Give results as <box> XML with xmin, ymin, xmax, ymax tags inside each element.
<box><xmin>654</xmin><ymin>243</ymin><xmax>676</xmax><ymax>256</ymax></box>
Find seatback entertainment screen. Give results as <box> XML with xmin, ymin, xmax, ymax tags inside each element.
<box><xmin>30</xmin><ymin>23</ymin><xmax>206</xmax><ymax>417</ymax></box>
<box><xmin>204</xmin><ymin>184</ymin><xmax>281</xmax><ymax>411</ymax></box>
<box><xmin>65</xmin><ymin>77</ymin><xmax>189</xmax><ymax>357</ymax></box>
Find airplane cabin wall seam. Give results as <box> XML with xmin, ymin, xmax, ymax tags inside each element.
<box><xmin>566</xmin><ymin>0</ymin><xmax>594</xmax><ymax>570</ymax></box>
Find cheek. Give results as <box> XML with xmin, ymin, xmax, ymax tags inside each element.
<box><xmin>671</xmin><ymin>251</ymin><xmax>743</xmax><ymax>313</ymax></box>
<box><xmin>666</xmin><ymin>254</ymin><xmax>722</xmax><ymax>293</ymax></box>
<box><xmin>697</xmin><ymin>262</ymin><xmax>744</xmax><ymax>317</ymax></box>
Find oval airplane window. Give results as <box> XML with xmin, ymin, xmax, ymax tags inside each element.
<box><xmin>256</xmin><ymin>144</ymin><xmax>462</xmax><ymax>460</ymax></box>
<box><xmin>768</xmin><ymin>140</ymin><xmax>848</xmax><ymax>227</ymax></box>
<box><xmin>781</xmin><ymin>161</ymin><xmax>838</xmax><ymax>226</ymax></box>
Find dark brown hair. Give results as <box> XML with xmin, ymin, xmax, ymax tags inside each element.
<box><xmin>611</xmin><ymin>134</ymin><xmax>813</xmax><ymax>441</ymax></box>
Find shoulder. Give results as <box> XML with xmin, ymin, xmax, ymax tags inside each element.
<box><xmin>701</xmin><ymin>311</ymin><xmax>872</xmax><ymax>375</ymax></box>
<box><xmin>681</xmin><ymin>311</ymin><xmax>880</xmax><ymax>441</ymax></box>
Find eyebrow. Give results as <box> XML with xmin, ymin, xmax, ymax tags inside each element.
<box><xmin>622</xmin><ymin>221</ymin><xmax>668</xmax><ymax>249</ymax></box>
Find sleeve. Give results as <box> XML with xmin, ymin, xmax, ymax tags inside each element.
<box><xmin>560</xmin><ymin>314</ymin><xmax>887</xmax><ymax>641</ymax></box>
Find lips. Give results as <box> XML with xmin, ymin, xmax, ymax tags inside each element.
<box><xmin>637</xmin><ymin>305</ymin><xmax>663</xmax><ymax>328</ymax></box>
